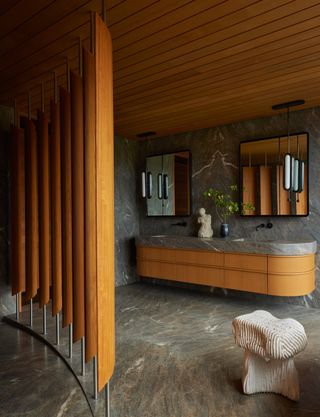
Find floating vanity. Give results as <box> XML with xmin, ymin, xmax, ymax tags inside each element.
<box><xmin>136</xmin><ymin>236</ymin><xmax>316</xmax><ymax>296</ymax></box>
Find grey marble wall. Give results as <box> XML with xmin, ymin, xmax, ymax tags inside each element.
<box><xmin>137</xmin><ymin>107</ymin><xmax>320</xmax><ymax>308</ymax></box>
<box><xmin>0</xmin><ymin>105</ymin><xmax>13</xmax><ymax>316</ymax></box>
<box><xmin>114</xmin><ymin>136</ymin><xmax>140</xmax><ymax>286</ymax></box>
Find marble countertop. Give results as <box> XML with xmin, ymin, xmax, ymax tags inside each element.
<box><xmin>136</xmin><ymin>235</ymin><xmax>317</xmax><ymax>256</ymax></box>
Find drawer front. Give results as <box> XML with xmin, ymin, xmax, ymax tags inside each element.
<box><xmin>225</xmin><ymin>253</ymin><xmax>267</xmax><ymax>272</ymax></box>
<box><xmin>137</xmin><ymin>260</ymin><xmax>176</xmax><ymax>280</ymax></box>
<box><xmin>268</xmin><ymin>270</ymin><xmax>315</xmax><ymax>296</ymax></box>
<box><xmin>268</xmin><ymin>254</ymin><xmax>315</xmax><ymax>274</ymax></box>
<box><xmin>175</xmin><ymin>264</ymin><xmax>224</xmax><ymax>287</ymax></box>
<box><xmin>225</xmin><ymin>270</ymin><xmax>267</xmax><ymax>294</ymax></box>
<box><xmin>137</xmin><ymin>247</ymin><xmax>175</xmax><ymax>262</ymax></box>
<box><xmin>174</xmin><ymin>249</ymin><xmax>224</xmax><ymax>267</ymax></box>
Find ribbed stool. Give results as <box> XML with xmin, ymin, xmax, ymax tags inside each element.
<box><xmin>232</xmin><ymin>310</ymin><xmax>307</xmax><ymax>401</ymax></box>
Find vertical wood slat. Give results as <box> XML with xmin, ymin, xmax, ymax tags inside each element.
<box><xmin>70</xmin><ymin>70</ymin><xmax>85</xmax><ymax>343</ymax></box>
<box><xmin>50</xmin><ymin>100</ymin><xmax>62</xmax><ymax>316</ymax></box>
<box><xmin>25</xmin><ymin>120</ymin><xmax>39</xmax><ymax>300</ymax></box>
<box><xmin>10</xmin><ymin>127</ymin><xmax>26</xmax><ymax>295</ymax></box>
<box><xmin>60</xmin><ymin>86</ymin><xmax>73</xmax><ymax>328</ymax></box>
<box><xmin>37</xmin><ymin>110</ymin><xmax>50</xmax><ymax>307</ymax></box>
<box><xmin>95</xmin><ymin>13</ymin><xmax>115</xmax><ymax>391</ymax></box>
<box><xmin>83</xmin><ymin>46</ymin><xmax>97</xmax><ymax>363</ymax></box>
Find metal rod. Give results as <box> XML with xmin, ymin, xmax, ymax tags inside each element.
<box><xmin>15</xmin><ymin>293</ymin><xmax>19</xmax><ymax>320</ymax></box>
<box><xmin>66</xmin><ymin>57</ymin><xmax>70</xmax><ymax>93</ymax></box>
<box><xmin>13</xmin><ymin>99</ymin><xmax>18</xmax><ymax>127</ymax></box>
<box><xmin>69</xmin><ymin>323</ymin><xmax>73</xmax><ymax>358</ymax></box>
<box><xmin>28</xmin><ymin>93</ymin><xmax>31</xmax><ymax>120</ymax></box>
<box><xmin>81</xmin><ymin>337</ymin><xmax>85</xmax><ymax>376</ymax></box>
<box><xmin>79</xmin><ymin>37</ymin><xmax>83</xmax><ymax>77</ymax></box>
<box><xmin>102</xmin><ymin>0</ymin><xmax>106</xmax><ymax>22</ymax></box>
<box><xmin>56</xmin><ymin>312</ymin><xmax>60</xmax><ymax>345</ymax></box>
<box><xmin>93</xmin><ymin>356</ymin><xmax>98</xmax><ymax>400</ymax></box>
<box><xmin>30</xmin><ymin>298</ymin><xmax>33</xmax><ymax>327</ymax></box>
<box><xmin>54</xmin><ymin>71</ymin><xmax>58</xmax><ymax>104</ymax></box>
<box><xmin>105</xmin><ymin>383</ymin><xmax>110</xmax><ymax>417</ymax></box>
<box><xmin>41</xmin><ymin>81</ymin><xmax>45</xmax><ymax>113</ymax></box>
<box><xmin>43</xmin><ymin>304</ymin><xmax>47</xmax><ymax>335</ymax></box>
<box><xmin>90</xmin><ymin>11</ymin><xmax>95</xmax><ymax>54</ymax></box>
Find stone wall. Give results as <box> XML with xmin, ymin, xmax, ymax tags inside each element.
<box><xmin>137</xmin><ymin>107</ymin><xmax>320</xmax><ymax>308</ymax></box>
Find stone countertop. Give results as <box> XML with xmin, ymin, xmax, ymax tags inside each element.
<box><xmin>136</xmin><ymin>235</ymin><xmax>317</xmax><ymax>256</ymax></box>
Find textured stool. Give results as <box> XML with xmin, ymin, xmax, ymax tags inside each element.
<box><xmin>232</xmin><ymin>310</ymin><xmax>307</xmax><ymax>401</ymax></box>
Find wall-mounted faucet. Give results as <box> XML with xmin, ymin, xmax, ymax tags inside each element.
<box><xmin>171</xmin><ymin>221</ymin><xmax>187</xmax><ymax>227</ymax></box>
<box><xmin>256</xmin><ymin>222</ymin><xmax>273</xmax><ymax>231</ymax></box>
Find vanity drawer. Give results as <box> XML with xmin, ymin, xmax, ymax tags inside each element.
<box><xmin>137</xmin><ymin>260</ymin><xmax>176</xmax><ymax>280</ymax></box>
<box><xmin>268</xmin><ymin>254</ymin><xmax>314</xmax><ymax>274</ymax></box>
<box><xmin>174</xmin><ymin>264</ymin><xmax>224</xmax><ymax>287</ymax></box>
<box><xmin>268</xmin><ymin>270</ymin><xmax>315</xmax><ymax>296</ymax></box>
<box><xmin>224</xmin><ymin>253</ymin><xmax>267</xmax><ymax>272</ymax></box>
<box><xmin>174</xmin><ymin>249</ymin><xmax>224</xmax><ymax>267</ymax></box>
<box><xmin>137</xmin><ymin>247</ymin><xmax>175</xmax><ymax>262</ymax></box>
<box><xmin>225</xmin><ymin>270</ymin><xmax>267</xmax><ymax>294</ymax></box>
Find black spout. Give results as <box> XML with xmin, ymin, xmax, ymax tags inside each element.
<box><xmin>171</xmin><ymin>221</ymin><xmax>187</xmax><ymax>227</ymax></box>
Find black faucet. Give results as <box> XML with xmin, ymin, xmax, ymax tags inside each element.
<box><xmin>256</xmin><ymin>222</ymin><xmax>273</xmax><ymax>231</ymax></box>
<box><xmin>171</xmin><ymin>221</ymin><xmax>187</xmax><ymax>227</ymax></box>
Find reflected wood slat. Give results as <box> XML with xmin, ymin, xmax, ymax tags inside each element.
<box><xmin>60</xmin><ymin>87</ymin><xmax>73</xmax><ymax>327</ymax></box>
<box><xmin>10</xmin><ymin>127</ymin><xmax>26</xmax><ymax>295</ymax></box>
<box><xmin>70</xmin><ymin>70</ymin><xmax>85</xmax><ymax>343</ymax></box>
<box><xmin>50</xmin><ymin>100</ymin><xmax>62</xmax><ymax>317</ymax></box>
<box><xmin>83</xmin><ymin>46</ymin><xmax>97</xmax><ymax>362</ymax></box>
<box><xmin>95</xmin><ymin>13</ymin><xmax>115</xmax><ymax>391</ymax></box>
<box><xmin>25</xmin><ymin>120</ymin><xmax>39</xmax><ymax>300</ymax></box>
<box><xmin>37</xmin><ymin>111</ymin><xmax>50</xmax><ymax>307</ymax></box>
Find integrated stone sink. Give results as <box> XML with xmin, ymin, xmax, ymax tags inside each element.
<box><xmin>139</xmin><ymin>235</ymin><xmax>317</xmax><ymax>256</ymax></box>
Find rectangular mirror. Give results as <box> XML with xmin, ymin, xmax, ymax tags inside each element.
<box><xmin>239</xmin><ymin>133</ymin><xmax>309</xmax><ymax>216</ymax></box>
<box><xmin>146</xmin><ymin>150</ymin><xmax>191</xmax><ymax>216</ymax></box>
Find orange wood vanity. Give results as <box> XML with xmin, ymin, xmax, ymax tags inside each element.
<box><xmin>136</xmin><ymin>246</ymin><xmax>315</xmax><ymax>297</ymax></box>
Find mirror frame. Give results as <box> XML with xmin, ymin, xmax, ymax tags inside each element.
<box><xmin>239</xmin><ymin>131</ymin><xmax>309</xmax><ymax>217</ymax></box>
<box><xmin>145</xmin><ymin>149</ymin><xmax>192</xmax><ymax>217</ymax></box>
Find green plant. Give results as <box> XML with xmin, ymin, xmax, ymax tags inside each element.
<box><xmin>203</xmin><ymin>185</ymin><xmax>254</xmax><ymax>223</ymax></box>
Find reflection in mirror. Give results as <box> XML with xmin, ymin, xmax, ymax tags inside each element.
<box><xmin>240</xmin><ymin>133</ymin><xmax>308</xmax><ymax>216</ymax></box>
<box><xmin>146</xmin><ymin>151</ymin><xmax>191</xmax><ymax>216</ymax></box>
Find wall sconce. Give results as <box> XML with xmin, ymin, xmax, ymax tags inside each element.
<box><xmin>163</xmin><ymin>174</ymin><xmax>169</xmax><ymax>200</ymax></box>
<box><xmin>272</xmin><ymin>99</ymin><xmax>305</xmax><ymax>195</ymax></box>
<box><xmin>157</xmin><ymin>174</ymin><xmax>163</xmax><ymax>199</ymax></box>
<box><xmin>141</xmin><ymin>171</ymin><xmax>152</xmax><ymax>199</ymax></box>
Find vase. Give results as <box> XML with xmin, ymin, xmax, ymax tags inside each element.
<box><xmin>220</xmin><ymin>223</ymin><xmax>229</xmax><ymax>237</ymax></box>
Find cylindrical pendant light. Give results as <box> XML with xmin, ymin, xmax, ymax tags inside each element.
<box><xmin>141</xmin><ymin>171</ymin><xmax>146</xmax><ymax>198</ymax></box>
<box><xmin>157</xmin><ymin>174</ymin><xmax>163</xmax><ymax>199</ymax></box>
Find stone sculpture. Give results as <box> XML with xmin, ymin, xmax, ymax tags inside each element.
<box><xmin>232</xmin><ymin>310</ymin><xmax>307</xmax><ymax>401</ymax></box>
<box><xmin>197</xmin><ymin>208</ymin><xmax>213</xmax><ymax>238</ymax></box>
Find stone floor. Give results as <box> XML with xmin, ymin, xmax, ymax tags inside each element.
<box><xmin>0</xmin><ymin>321</ymin><xmax>92</xmax><ymax>417</ymax></box>
<box><xmin>2</xmin><ymin>282</ymin><xmax>320</xmax><ymax>417</ymax></box>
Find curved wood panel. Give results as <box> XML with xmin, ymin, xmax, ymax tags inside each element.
<box><xmin>83</xmin><ymin>47</ymin><xmax>97</xmax><ymax>363</ymax></box>
<box><xmin>60</xmin><ymin>87</ymin><xmax>73</xmax><ymax>328</ymax></box>
<box><xmin>95</xmin><ymin>14</ymin><xmax>115</xmax><ymax>391</ymax></box>
<box><xmin>50</xmin><ymin>100</ymin><xmax>62</xmax><ymax>317</ymax></box>
<box><xmin>37</xmin><ymin>111</ymin><xmax>50</xmax><ymax>307</ymax></box>
<box><xmin>268</xmin><ymin>254</ymin><xmax>314</xmax><ymax>274</ymax></box>
<box><xmin>137</xmin><ymin>245</ymin><xmax>315</xmax><ymax>298</ymax></box>
<box><xmin>70</xmin><ymin>70</ymin><xmax>85</xmax><ymax>343</ymax></box>
<box><xmin>10</xmin><ymin>127</ymin><xmax>26</xmax><ymax>295</ymax></box>
<box><xmin>268</xmin><ymin>270</ymin><xmax>315</xmax><ymax>296</ymax></box>
<box><xmin>24</xmin><ymin>120</ymin><xmax>39</xmax><ymax>300</ymax></box>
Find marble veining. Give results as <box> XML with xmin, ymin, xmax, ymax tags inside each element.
<box><xmin>138</xmin><ymin>107</ymin><xmax>320</xmax><ymax>308</ymax></box>
<box><xmin>136</xmin><ymin>235</ymin><xmax>317</xmax><ymax>256</ymax></box>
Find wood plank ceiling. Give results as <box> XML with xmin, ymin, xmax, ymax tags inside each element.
<box><xmin>0</xmin><ymin>0</ymin><xmax>320</xmax><ymax>139</ymax></box>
